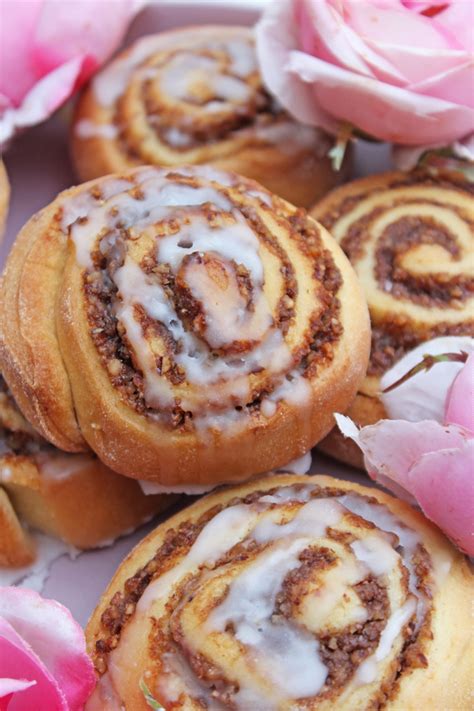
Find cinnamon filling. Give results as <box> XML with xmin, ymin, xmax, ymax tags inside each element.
<box><xmin>375</xmin><ymin>216</ymin><xmax>473</xmax><ymax>307</ymax></box>
<box><xmin>369</xmin><ymin>320</ymin><xmax>473</xmax><ymax>376</ymax></box>
<box><xmin>81</xmin><ymin>186</ymin><xmax>343</xmax><ymax>429</ymax></box>
<box><xmin>316</xmin><ymin>171</ymin><xmax>474</xmax><ymax>379</ymax></box>
<box><xmin>91</xmin><ymin>484</ymin><xmax>432</xmax><ymax>710</ymax></box>
<box><xmin>106</xmin><ymin>36</ymin><xmax>317</xmax><ymax>159</ymax></box>
<box><xmin>320</xmin><ymin>171</ymin><xmax>474</xmax><ymax>233</ymax></box>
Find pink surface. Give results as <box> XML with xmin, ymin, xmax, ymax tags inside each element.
<box><xmin>0</xmin><ymin>1</ymin><xmax>390</xmax><ymax>627</ymax></box>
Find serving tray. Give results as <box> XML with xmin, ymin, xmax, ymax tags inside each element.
<box><xmin>1</xmin><ymin>0</ymin><xmax>391</xmax><ymax>627</ymax></box>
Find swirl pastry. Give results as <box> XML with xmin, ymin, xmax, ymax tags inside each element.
<box><xmin>0</xmin><ymin>166</ymin><xmax>369</xmax><ymax>485</ymax></box>
<box><xmin>71</xmin><ymin>26</ymin><xmax>348</xmax><ymax>208</ymax></box>
<box><xmin>311</xmin><ymin>171</ymin><xmax>474</xmax><ymax>467</ymax></box>
<box><xmin>0</xmin><ymin>159</ymin><xmax>9</xmax><ymax>242</ymax></box>
<box><xmin>0</xmin><ymin>375</ymin><xmax>174</xmax><ymax>557</ymax></box>
<box><xmin>85</xmin><ymin>472</ymin><xmax>472</xmax><ymax>711</ymax></box>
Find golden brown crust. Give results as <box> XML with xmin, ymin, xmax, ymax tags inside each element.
<box><xmin>0</xmin><ymin>160</ymin><xmax>9</xmax><ymax>242</ymax></box>
<box><xmin>1</xmin><ymin>453</ymin><xmax>175</xmax><ymax>549</ymax></box>
<box><xmin>71</xmin><ymin>25</ymin><xmax>349</xmax><ymax>208</ymax></box>
<box><xmin>85</xmin><ymin>473</ymin><xmax>473</xmax><ymax>711</ymax></box>
<box><xmin>311</xmin><ymin>170</ymin><xmax>474</xmax><ymax>466</ymax></box>
<box><xmin>0</xmin><ymin>488</ymin><xmax>36</xmax><ymax>567</ymax></box>
<box><xmin>0</xmin><ymin>375</ymin><xmax>176</xmax><ymax>550</ymax></box>
<box><xmin>0</xmin><ymin>195</ymin><xmax>89</xmax><ymax>452</ymax></box>
<box><xmin>0</xmin><ymin>166</ymin><xmax>370</xmax><ymax>485</ymax></box>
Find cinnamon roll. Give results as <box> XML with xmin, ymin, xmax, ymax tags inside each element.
<box><xmin>311</xmin><ymin>171</ymin><xmax>474</xmax><ymax>467</ymax></box>
<box><xmin>71</xmin><ymin>26</ymin><xmax>348</xmax><ymax>208</ymax></box>
<box><xmin>0</xmin><ymin>159</ymin><xmax>9</xmax><ymax>242</ymax></box>
<box><xmin>85</xmin><ymin>473</ymin><xmax>473</xmax><ymax>711</ymax></box>
<box><xmin>0</xmin><ymin>375</ymin><xmax>174</xmax><ymax>554</ymax></box>
<box><xmin>0</xmin><ymin>166</ymin><xmax>370</xmax><ymax>485</ymax></box>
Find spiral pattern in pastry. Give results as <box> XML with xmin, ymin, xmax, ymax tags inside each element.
<box><xmin>85</xmin><ymin>473</ymin><xmax>472</xmax><ymax>711</ymax></box>
<box><xmin>0</xmin><ymin>166</ymin><xmax>369</xmax><ymax>484</ymax></box>
<box><xmin>312</xmin><ymin>171</ymin><xmax>474</xmax><ymax>396</ymax></box>
<box><xmin>71</xmin><ymin>26</ymin><xmax>344</xmax><ymax>208</ymax></box>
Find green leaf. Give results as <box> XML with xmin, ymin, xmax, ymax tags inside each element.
<box><xmin>139</xmin><ymin>678</ymin><xmax>165</xmax><ymax>710</ymax></box>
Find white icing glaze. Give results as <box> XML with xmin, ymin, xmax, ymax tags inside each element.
<box><xmin>260</xmin><ymin>398</ymin><xmax>277</xmax><ymax>418</ymax></box>
<box><xmin>64</xmin><ymin>167</ymin><xmax>313</xmax><ymax>430</ymax></box>
<box><xmin>340</xmin><ymin>493</ymin><xmax>427</xmax><ymax>629</ymax></box>
<box><xmin>248</xmin><ymin>188</ymin><xmax>273</xmax><ymax>207</ymax></box>
<box><xmin>92</xmin><ymin>34</ymin><xmax>257</xmax><ymax>115</ymax></box>
<box><xmin>98</xmin><ymin>485</ymin><xmax>436</xmax><ymax>708</ymax></box>
<box><xmin>138</xmin><ymin>505</ymin><xmax>260</xmax><ymax>612</ymax></box>
<box><xmin>162</xmin><ymin>127</ymin><xmax>193</xmax><ymax>148</ymax></box>
<box><xmin>258</xmin><ymin>484</ymin><xmax>313</xmax><ymax>505</ymax></box>
<box><xmin>75</xmin><ymin>119</ymin><xmax>118</xmax><ymax>140</ymax></box>
<box><xmin>212</xmin><ymin>37</ymin><xmax>257</xmax><ymax>77</ymax></box>
<box><xmin>35</xmin><ymin>453</ymin><xmax>95</xmax><ymax>481</ymax></box>
<box><xmin>160</xmin><ymin>52</ymin><xmax>252</xmax><ymax>108</ymax></box>
<box><xmin>138</xmin><ymin>480</ymin><xmax>216</xmax><ymax>496</ymax></box>
<box><xmin>252</xmin><ymin>497</ymin><xmax>342</xmax><ymax>544</ymax></box>
<box><xmin>340</xmin><ymin>496</ymin><xmax>419</xmax><ymax>584</ymax></box>
<box><xmin>156</xmin><ymin>651</ymin><xmax>218</xmax><ymax>708</ymax></box>
<box><xmin>351</xmin><ymin>534</ymin><xmax>399</xmax><ymax>577</ymax></box>
<box><xmin>207</xmin><ymin>540</ymin><xmax>328</xmax><ymax>701</ymax></box>
<box><xmin>278</xmin><ymin>451</ymin><xmax>312</xmax><ymax>475</ymax></box>
<box><xmin>93</xmin><ymin>35</ymin><xmax>165</xmax><ymax>106</ymax></box>
<box><xmin>355</xmin><ymin>597</ymin><xmax>417</xmax><ymax>685</ymax></box>
<box><xmin>303</xmin><ymin>558</ymin><xmax>369</xmax><ymax>632</ymax></box>
<box><xmin>0</xmin><ymin>464</ymin><xmax>12</xmax><ymax>481</ymax></box>
<box><xmin>0</xmin><ymin>534</ymin><xmax>78</xmax><ymax>592</ymax></box>
<box><xmin>261</xmin><ymin>369</ymin><xmax>313</xmax><ymax>413</ymax></box>
<box><xmin>254</xmin><ymin>121</ymin><xmax>327</xmax><ymax>154</ymax></box>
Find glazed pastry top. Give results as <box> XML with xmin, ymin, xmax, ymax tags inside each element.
<box><xmin>86</xmin><ymin>474</ymin><xmax>467</xmax><ymax>711</ymax></box>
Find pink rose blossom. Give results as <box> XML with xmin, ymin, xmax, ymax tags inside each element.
<box><xmin>256</xmin><ymin>0</ymin><xmax>474</xmax><ymax>153</ymax></box>
<box><xmin>336</xmin><ymin>337</ymin><xmax>474</xmax><ymax>554</ymax></box>
<box><xmin>0</xmin><ymin>587</ymin><xmax>95</xmax><ymax>710</ymax></box>
<box><xmin>0</xmin><ymin>0</ymin><xmax>143</xmax><ymax>145</ymax></box>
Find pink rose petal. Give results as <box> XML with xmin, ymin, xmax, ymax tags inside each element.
<box><xmin>0</xmin><ymin>617</ymin><xmax>66</xmax><ymax>711</ymax></box>
<box><xmin>336</xmin><ymin>415</ymin><xmax>474</xmax><ymax>554</ymax></box>
<box><xmin>0</xmin><ymin>0</ymin><xmax>44</xmax><ymax>105</ymax></box>
<box><xmin>0</xmin><ymin>0</ymin><xmax>142</xmax><ymax>145</ymax></box>
<box><xmin>445</xmin><ymin>354</ymin><xmax>474</xmax><ymax>433</ymax></box>
<box><xmin>335</xmin><ymin>415</ymin><xmax>471</xmax><ymax>486</ymax></box>
<box><xmin>256</xmin><ymin>0</ymin><xmax>474</xmax><ymax>147</ymax></box>
<box><xmin>288</xmin><ymin>49</ymin><xmax>474</xmax><ymax>145</ymax></box>
<box><xmin>411</xmin><ymin>59</ymin><xmax>474</xmax><ymax>108</ymax></box>
<box><xmin>255</xmin><ymin>0</ymin><xmax>336</xmax><ymax>133</ymax></box>
<box><xmin>436</xmin><ymin>1</ymin><xmax>474</xmax><ymax>53</ymax></box>
<box><xmin>408</xmin><ymin>441</ymin><xmax>474</xmax><ymax>555</ymax></box>
<box><xmin>0</xmin><ymin>588</ymin><xmax>95</xmax><ymax>711</ymax></box>
<box><xmin>0</xmin><ymin>57</ymin><xmax>83</xmax><ymax>144</ymax></box>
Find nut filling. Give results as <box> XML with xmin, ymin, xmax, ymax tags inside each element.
<box><xmin>90</xmin><ymin>483</ymin><xmax>434</xmax><ymax>710</ymax></box>
<box><xmin>316</xmin><ymin>171</ymin><xmax>474</xmax><ymax>378</ymax></box>
<box><xmin>76</xmin><ymin>171</ymin><xmax>344</xmax><ymax>431</ymax></box>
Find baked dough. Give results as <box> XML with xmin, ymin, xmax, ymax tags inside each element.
<box><xmin>85</xmin><ymin>472</ymin><xmax>473</xmax><ymax>711</ymax></box>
